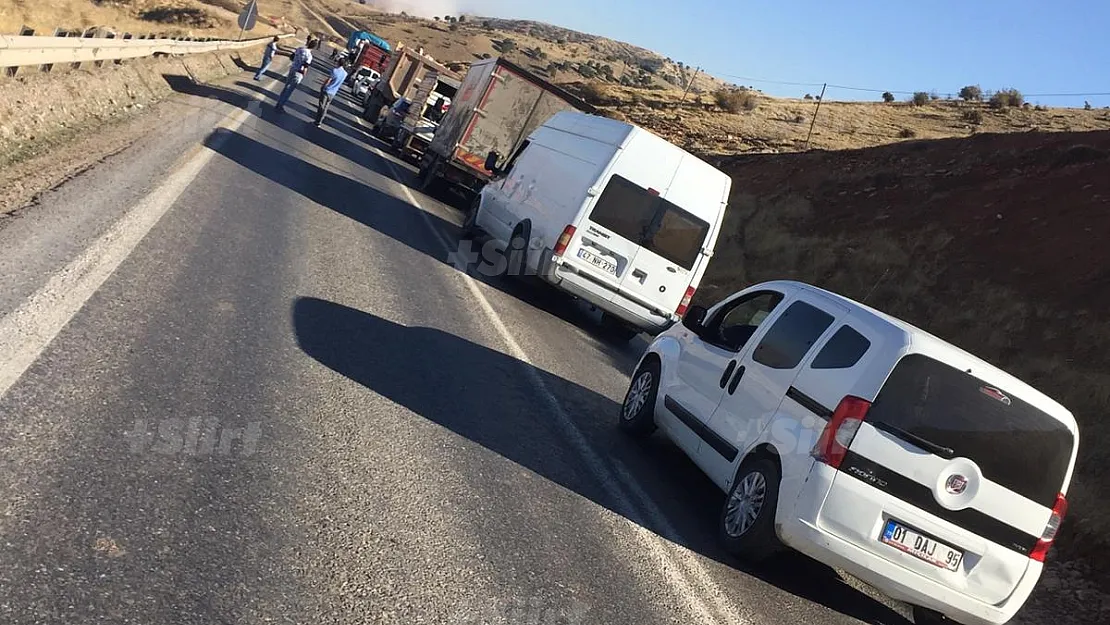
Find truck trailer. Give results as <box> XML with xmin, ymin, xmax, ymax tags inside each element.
<box><xmin>415</xmin><ymin>57</ymin><xmax>596</xmax><ymax>203</ymax></box>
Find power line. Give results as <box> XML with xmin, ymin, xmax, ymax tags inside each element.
<box><xmin>712</xmin><ymin>71</ymin><xmax>1110</xmax><ymax>99</ymax></box>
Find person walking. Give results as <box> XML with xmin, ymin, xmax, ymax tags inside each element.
<box><xmin>315</xmin><ymin>62</ymin><xmax>350</xmax><ymax>127</ymax></box>
<box><xmin>253</xmin><ymin>36</ymin><xmax>280</xmax><ymax>81</ymax></box>
<box><xmin>274</xmin><ymin>38</ymin><xmax>315</xmax><ymax>114</ymax></box>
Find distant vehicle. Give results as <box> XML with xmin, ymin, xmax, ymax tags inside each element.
<box><xmin>345</xmin><ymin>30</ymin><xmax>391</xmax><ymax>77</ymax></box>
<box><xmin>371</xmin><ymin>88</ymin><xmax>454</xmax><ymax>153</ymax></box>
<box><xmin>348</xmin><ymin>67</ymin><xmax>380</xmax><ymax>98</ymax></box>
<box><xmin>386</xmin><ymin>72</ymin><xmax>459</xmax><ymax>160</ymax></box>
<box><xmin>620</xmin><ymin>279</ymin><xmax>1079</xmax><ymax>625</ymax></box>
<box><xmin>360</xmin><ymin>43</ymin><xmax>461</xmax><ymax>127</ymax></box>
<box><xmin>416</xmin><ymin>57</ymin><xmax>595</xmax><ymax>202</ymax></box>
<box><xmin>463</xmin><ymin>111</ymin><xmax>731</xmax><ymax>341</ymax></box>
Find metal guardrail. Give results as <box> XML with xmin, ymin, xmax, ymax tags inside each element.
<box><xmin>0</xmin><ymin>31</ymin><xmax>294</xmax><ymax>71</ymax></box>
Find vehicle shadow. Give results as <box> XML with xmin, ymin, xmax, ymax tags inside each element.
<box><xmin>291</xmin><ymin>297</ymin><xmax>911</xmax><ymax>625</ymax></box>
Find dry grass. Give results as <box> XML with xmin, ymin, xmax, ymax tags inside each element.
<box><xmin>0</xmin><ymin>0</ymin><xmax>290</xmax><ymax>38</ymax></box>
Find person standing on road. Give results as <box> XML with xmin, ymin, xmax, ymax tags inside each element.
<box><xmin>315</xmin><ymin>62</ymin><xmax>350</xmax><ymax>127</ymax></box>
<box><xmin>275</xmin><ymin>38</ymin><xmax>316</xmax><ymax>114</ymax></box>
<box><xmin>253</xmin><ymin>36</ymin><xmax>280</xmax><ymax>81</ymax></box>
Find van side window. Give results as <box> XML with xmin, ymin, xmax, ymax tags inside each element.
<box><xmin>752</xmin><ymin>301</ymin><xmax>834</xmax><ymax>369</ymax></box>
<box><xmin>811</xmin><ymin>325</ymin><xmax>871</xmax><ymax>369</ymax></box>
<box><xmin>708</xmin><ymin>291</ymin><xmax>784</xmax><ymax>352</ymax></box>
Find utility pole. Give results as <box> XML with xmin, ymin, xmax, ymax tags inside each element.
<box><xmin>804</xmin><ymin>82</ymin><xmax>827</xmax><ymax>150</ymax></box>
<box><xmin>680</xmin><ymin>66</ymin><xmax>701</xmax><ymax>104</ymax></box>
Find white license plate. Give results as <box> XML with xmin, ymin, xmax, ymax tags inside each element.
<box><xmin>577</xmin><ymin>249</ymin><xmax>617</xmax><ymax>275</ymax></box>
<box><xmin>881</xmin><ymin>520</ymin><xmax>964</xmax><ymax>571</ymax></box>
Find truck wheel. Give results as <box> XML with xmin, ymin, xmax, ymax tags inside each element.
<box><xmin>418</xmin><ymin>157</ymin><xmax>440</xmax><ymax>193</ymax></box>
<box><xmin>719</xmin><ymin>458</ymin><xmax>784</xmax><ymax>562</ymax></box>
<box><xmin>600</xmin><ymin>313</ymin><xmax>639</xmax><ymax>342</ymax></box>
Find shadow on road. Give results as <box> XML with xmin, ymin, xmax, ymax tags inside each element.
<box><xmin>291</xmin><ymin>297</ymin><xmax>912</xmax><ymax>625</ymax></box>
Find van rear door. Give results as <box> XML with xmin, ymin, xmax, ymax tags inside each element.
<box><xmin>580</xmin><ymin>166</ymin><xmax>717</xmax><ymax>312</ymax></box>
<box><xmin>816</xmin><ymin>354</ymin><xmax>1076</xmax><ymax>604</ymax></box>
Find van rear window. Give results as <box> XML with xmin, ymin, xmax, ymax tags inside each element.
<box><xmin>867</xmin><ymin>354</ymin><xmax>1074</xmax><ymax>507</ymax></box>
<box><xmin>588</xmin><ymin>175</ymin><xmax>710</xmax><ymax>270</ymax></box>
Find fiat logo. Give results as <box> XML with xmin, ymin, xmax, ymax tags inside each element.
<box><xmin>945</xmin><ymin>474</ymin><xmax>969</xmax><ymax>495</ymax></box>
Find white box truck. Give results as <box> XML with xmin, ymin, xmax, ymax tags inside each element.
<box><xmin>463</xmin><ymin>111</ymin><xmax>732</xmax><ymax>341</ymax></box>
<box><xmin>416</xmin><ymin>57</ymin><xmax>595</xmax><ymax>202</ymax></box>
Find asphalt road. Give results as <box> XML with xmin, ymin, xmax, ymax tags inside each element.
<box><xmin>0</xmin><ymin>57</ymin><xmax>915</xmax><ymax>625</ymax></box>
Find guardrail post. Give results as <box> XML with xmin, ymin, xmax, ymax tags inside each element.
<box><xmin>95</xmin><ymin>28</ymin><xmax>114</xmax><ymax>68</ymax></box>
<box><xmin>117</xmin><ymin>33</ymin><xmax>132</xmax><ymax>65</ymax></box>
<box><xmin>6</xmin><ymin>26</ymin><xmax>34</xmax><ymax>77</ymax></box>
<box><xmin>71</xmin><ymin>28</ymin><xmax>93</xmax><ymax>70</ymax></box>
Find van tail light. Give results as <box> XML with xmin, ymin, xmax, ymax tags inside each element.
<box><xmin>553</xmin><ymin>225</ymin><xmax>576</xmax><ymax>257</ymax></box>
<box><xmin>675</xmin><ymin>286</ymin><xmax>696</xmax><ymax>317</ymax></box>
<box><xmin>1030</xmin><ymin>493</ymin><xmax>1068</xmax><ymax>562</ymax></box>
<box><xmin>812</xmin><ymin>396</ymin><xmax>872</xmax><ymax>469</ymax></box>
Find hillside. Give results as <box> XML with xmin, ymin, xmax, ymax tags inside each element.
<box><xmin>6</xmin><ymin>0</ymin><xmax>1108</xmax><ymax>155</ymax></box>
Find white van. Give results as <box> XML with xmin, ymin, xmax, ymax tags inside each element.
<box><xmin>461</xmin><ymin>111</ymin><xmax>732</xmax><ymax>340</ymax></box>
<box><xmin>619</xmin><ymin>280</ymin><xmax>1078</xmax><ymax>625</ymax></box>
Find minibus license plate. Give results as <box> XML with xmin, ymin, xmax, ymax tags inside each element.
<box><xmin>881</xmin><ymin>520</ymin><xmax>963</xmax><ymax>571</ymax></box>
<box><xmin>578</xmin><ymin>249</ymin><xmax>617</xmax><ymax>275</ymax></box>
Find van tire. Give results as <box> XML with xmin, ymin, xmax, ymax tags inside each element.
<box><xmin>601</xmin><ymin>312</ymin><xmax>639</xmax><ymax>342</ymax></box>
<box><xmin>505</xmin><ymin>223</ymin><xmax>530</xmax><ymax>278</ymax></box>
<box><xmin>619</xmin><ymin>359</ymin><xmax>659</xmax><ymax>438</ymax></box>
<box><xmin>719</xmin><ymin>458</ymin><xmax>783</xmax><ymax>562</ymax></box>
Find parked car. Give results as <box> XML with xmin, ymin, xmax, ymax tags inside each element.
<box><xmin>463</xmin><ymin>111</ymin><xmax>731</xmax><ymax>341</ymax></box>
<box><xmin>350</xmin><ymin>68</ymin><xmax>380</xmax><ymax>99</ymax></box>
<box><xmin>619</xmin><ymin>279</ymin><xmax>1079</xmax><ymax>625</ymax></box>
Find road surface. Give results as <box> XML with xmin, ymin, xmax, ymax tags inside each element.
<box><xmin>0</xmin><ymin>56</ymin><xmax>913</xmax><ymax>625</ymax></box>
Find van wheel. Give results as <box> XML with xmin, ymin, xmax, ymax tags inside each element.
<box><xmin>601</xmin><ymin>312</ymin><xmax>639</xmax><ymax>342</ymax></box>
<box><xmin>619</xmin><ymin>359</ymin><xmax>659</xmax><ymax>438</ymax></box>
<box><xmin>505</xmin><ymin>224</ymin><xmax>529</xmax><ymax>278</ymax></box>
<box><xmin>912</xmin><ymin>607</ymin><xmax>951</xmax><ymax>625</ymax></box>
<box><xmin>720</xmin><ymin>458</ymin><xmax>783</xmax><ymax>562</ymax></box>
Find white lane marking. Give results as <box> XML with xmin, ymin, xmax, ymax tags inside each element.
<box><xmin>0</xmin><ymin>76</ymin><xmax>278</xmax><ymax>401</ymax></box>
<box><xmin>375</xmin><ymin>157</ymin><xmax>752</xmax><ymax>625</ymax></box>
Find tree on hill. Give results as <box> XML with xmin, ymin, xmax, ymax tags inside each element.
<box><xmin>959</xmin><ymin>85</ymin><xmax>983</xmax><ymax>101</ymax></box>
<box><xmin>882</xmin><ymin>91</ymin><xmax>895</xmax><ymax>103</ymax></box>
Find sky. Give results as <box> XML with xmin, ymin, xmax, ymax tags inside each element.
<box><xmin>401</xmin><ymin>0</ymin><xmax>1110</xmax><ymax>108</ymax></box>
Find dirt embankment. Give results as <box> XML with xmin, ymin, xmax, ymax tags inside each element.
<box><xmin>697</xmin><ymin>130</ymin><xmax>1110</xmax><ymax>624</ymax></box>
<box><xmin>0</xmin><ymin>42</ymin><xmax>280</xmax><ymax>215</ymax></box>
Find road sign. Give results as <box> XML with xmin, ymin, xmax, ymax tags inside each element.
<box><xmin>238</xmin><ymin>0</ymin><xmax>259</xmax><ymax>32</ymax></box>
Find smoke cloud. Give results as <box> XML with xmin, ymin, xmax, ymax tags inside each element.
<box><xmin>372</xmin><ymin>0</ymin><xmax>474</xmax><ymax>19</ymax></box>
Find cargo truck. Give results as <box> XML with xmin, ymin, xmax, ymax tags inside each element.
<box><xmin>414</xmin><ymin>57</ymin><xmax>596</xmax><ymax>203</ymax></box>
<box><xmin>361</xmin><ymin>43</ymin><xmax>460</xmax><ymax>126</ymax></box>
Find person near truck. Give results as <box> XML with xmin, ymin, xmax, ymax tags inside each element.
<box><xmin>275</xmin><ymin>39</ymin><xmax>316</xmax><ymax>114</ymax></box>
<box><xmin>253</xmin><ymin>36</ymin><xmax>280</xmax><ymax>81</ymax></box>
<box><xmin>315</xmin><ymin>63</ymin><xmax>350</xmax><ymax>127</ymax></box>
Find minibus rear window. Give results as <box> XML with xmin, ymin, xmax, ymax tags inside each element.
<box><xmin>868</xmin><ymin>354</ymin><xmax>1074</xmax><ymax>507</ymax></box>
<box><xmin>589</xmin><ymin>175</ymin><xmax>710</xmax><ymax>269</ymax></box>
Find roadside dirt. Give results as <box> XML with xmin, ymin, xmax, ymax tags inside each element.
<box><xmin>0</xmin><ymin>44</ymin><xmax>281</xmax><ymax>216</ymax></box>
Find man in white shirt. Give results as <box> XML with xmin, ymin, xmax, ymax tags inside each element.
<box><xmin>275</xmin><ymin>38</ymin><xmax>317</xmax><ymax>113</ymax></box>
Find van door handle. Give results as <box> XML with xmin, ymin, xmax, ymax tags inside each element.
<box><xmin>719</xmin><ymin>360</ymin><xmax>737</xmax><ymax>388</ymax></box>
<box><xmin>666</xmin><ymin>266</ymin><xmax>677</xmax><ymax>273</ymax></box>
<box><xmin>727</xmin><ymin>366</ymin><xmax>746</xmax><ymax>394</ymax></box>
